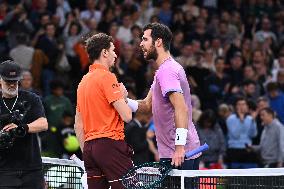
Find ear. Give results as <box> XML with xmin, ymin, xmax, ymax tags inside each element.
<box><xmin>101</xmin><ymin>49</ymin><xmax>108</xmax><ymax>58</ymax></box>
<box><xmin>155</xmin><ymin>38</ymin><xmax>163</xmax><ymax>48</ymax></box>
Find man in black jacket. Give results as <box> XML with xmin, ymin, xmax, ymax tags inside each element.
<box><xmin>124</xmin><ymin>112</ymin><xmax>151</xmax><ymax>165</ymax></box>
<box><xmin>0</xmin><ymin>60</ymin><xmax>48</xmax><ymax>188</ymax></box>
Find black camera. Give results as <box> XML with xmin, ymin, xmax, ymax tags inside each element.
<box><xmin>0</xmin><ymin>102</ymin><xmax>29</xmax><ymax>150</ymax></box>
<box><xmin>0</xmin><ymin>126</ymin><xmax>26</xmax><ymax>149</ymax></box>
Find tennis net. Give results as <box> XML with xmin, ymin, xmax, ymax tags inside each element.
<box><xmin>42</xmin><ymin>157</ymin><xmax>84</xmax><ymax>189</ymax></box>
<box><xmin>164</xmin><ymin>168</ymin><xmax>284</xmax><ymax>189</ymax></box>
<box><xmin>42</xmin><ymin>157</ymin><xmax>284</xmax><ymax>189</ymax></box>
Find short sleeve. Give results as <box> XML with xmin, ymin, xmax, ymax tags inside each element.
<box><xmin>157</xmin><ymin>67</ymin><xmax>183</xmax><ymax>97</ymax></box>
<box><xmin>29</xmin><ymin>94</ymin><xmax>46</xmax><ymax>120</ymax></box>
<box><xmin>102</xmin><ymin>73</ymin><xmax>123</xmax><ymax>103</ymax></box>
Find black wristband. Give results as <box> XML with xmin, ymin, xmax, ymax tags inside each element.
<box><xmin>21</xmin><ymin>124</ymin><xmax>29</xmax><ymax>133</ymax></box>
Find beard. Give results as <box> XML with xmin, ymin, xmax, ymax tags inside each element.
<box><xmin>2</xmin><ymin>85</ymin><xmax>18</xmax><ymax>97</ymax></box>
<box><xmin>144</xmin><ymin>45</ymin><xmax>158</xmax><ymax>61</ymax></box>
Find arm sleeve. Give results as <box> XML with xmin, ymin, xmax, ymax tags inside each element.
<box><xmin>29</xmin><ymin>95</ymin><xmax>46</xmax><ymax>120</ymax></box>
<box><xmin>102</xmin><ymin>73</ymin><xmax>123</xmax><ymax>104</ymax></box>
<box><xmin>157</xmin><ymin>67</ymin><xmax>183</xmax><ymax>97</ymax></box>
<box><xmin>278</xmin><ymin>125</ymin><xmax>284</xmax><ymax>162</ymax></box>
<box><xmin>249</xmin><ymin>118</ymin><xmax>257</xmax><ymax>138</ymax></box>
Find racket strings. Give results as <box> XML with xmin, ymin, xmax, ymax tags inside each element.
<box><xmin>122</xmin><ymin>163</ymin><xmax>170</xmax><ymax>188</ymax></box>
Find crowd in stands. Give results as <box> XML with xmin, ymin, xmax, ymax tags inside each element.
<box><xmin>0</xmin><ymin>0</ymin><xmax>284</xmax><ymax>168</ymax></box>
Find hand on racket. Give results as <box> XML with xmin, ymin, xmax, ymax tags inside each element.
<box><xmin>121</xmin><ymin>143</ymin><xmax>209</xmax><ymax>189</ymax></box>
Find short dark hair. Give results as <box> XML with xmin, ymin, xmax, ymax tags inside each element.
<box><xmin>197</xmin><ymin>109</ymin><xmax>217</xmax><ymax>129</ymax></box>
<box><xmin>234</xmin><ymin>96</ymin><xmax>247</xmax><ymax>107</ymax></box>
<box><xmin>214</xmin><ymin>56</ymin><xmax>224</xmax><ymax>64</ymax></box>
<box><xmin>85</xmin><ymin>33</ymin><xmax>113</xmax><ymax>62</ymax></box>
<box><xmin>260</xmin><ymin>107</ymin><xmax>275</xmax><ymax>118</ymax></box>
<box><xmin>266</xmin><ymin>82</ymin><xmax>279</xmax><ymax>92</ymax></box>
<box><xmin>143</xmin><ymin>23</ymin><xmax>173</xmax><ymax>51</ymax></box>
<box><xmin>242</xmin><ymin>79</ymin><xmax>256</xmax><ymax>87</ymax></box>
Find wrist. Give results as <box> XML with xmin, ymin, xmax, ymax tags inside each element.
<box><xmin>22</xmin><ymin>124</ymin><xmax>29</xmax><ymax>133</ymax></box>
<box><xmin>127</xmin><ymin>98</ymin><xmax>138</xmax><ymax>112</ymax></box>
<box><xmin>175</xmin><ymin>128</ymin><xmax>188</xmax><ymax>145</ymax></box>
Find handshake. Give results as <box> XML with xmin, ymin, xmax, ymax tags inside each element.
<box><xmin>120</xmin><ymin>83</ymin><xmax>138</xmax><ymax>112</ymax></box>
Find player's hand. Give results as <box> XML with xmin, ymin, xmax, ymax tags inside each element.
<box><xmin>2</xmin><ymin>123</ymin><xmax>18</xmax><ymax>132</ymax></box>
<box><xmin>171</xmin><ymin>145</ymin><xmax>185</xmax><ymax>167</ymax></box>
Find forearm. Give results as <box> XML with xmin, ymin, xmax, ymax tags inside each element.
<box><xmin>174</xmin><ymin>107</ymin><xmax>188</xmax><ymax>129</ymax></box>
<box><xmin>74</xmin><ymin>124</ymin><xmax>85</xmax><ymax>152</ymax></box>
<box><xmin>74</xmin><ymin>112</ymin><xmax>85</xmax><ymax>151</ymax></box>
<box><xmin>27</xmin><ymin>117</ymin><xmax>48</xmax><ymax>133</ymax></box>
<box><xmin>147</xmin><ymin>138</ymin><xmax>158</xmax><ymax>155</ymax></box>
<box><xmin>137</xmin><ymin>100</ymin><xmax>151</xmax><ymax>114</ymax></box>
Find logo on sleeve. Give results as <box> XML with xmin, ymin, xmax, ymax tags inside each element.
<box><xmin>112</xmin><ymin>83</ymin><xmax>120</xmax><ymax>88</ymax></box>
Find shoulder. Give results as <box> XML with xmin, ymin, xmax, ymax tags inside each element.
<box><xmin>157</xmin><ymin>59</ymin><xmax>183</xmax><ymax>76</ymax></box>
<box><xmin>19</xmin><ymin>90</ymin><xmax>41</xmax><ymax>100</ymax></box>
<box><xmin>227</xmin><ymin>114</ymin><xmax>237</xmax><ymax>121</ymax></box>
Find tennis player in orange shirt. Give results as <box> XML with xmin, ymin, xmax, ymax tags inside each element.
<box><xmin>74</xmin><ymin>33</ymin><xmax>133</xmax><ymax>189</ymax></box>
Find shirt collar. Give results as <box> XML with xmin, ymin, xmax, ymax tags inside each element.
<box><xmin>89</xmin><ymin>63</ymin><xmax>109</xmax><ymax>72</ymax></box>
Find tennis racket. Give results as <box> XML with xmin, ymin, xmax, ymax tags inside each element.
<box><xmin>121</xmin><ymin>143</ymin><xmax>209</xmax><ymax>189</ymax></box>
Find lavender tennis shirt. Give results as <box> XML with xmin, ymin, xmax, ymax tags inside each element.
<box><xmin>151</xmin><ymin>57</ymin><xmax>200</xmax><ymax>159</ymax></box>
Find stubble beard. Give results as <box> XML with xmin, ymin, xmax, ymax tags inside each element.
<box><xmin>145</xmin><ymin>45</ymin><xmax>158</xmax><ymax>61</ymax></box>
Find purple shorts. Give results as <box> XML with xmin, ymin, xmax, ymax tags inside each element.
<box><xmin>83</xmin><ymin>138</ymin><xmax>133</xmax><ymax>189</ymax></box>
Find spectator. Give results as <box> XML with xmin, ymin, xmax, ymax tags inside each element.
<box><xmin>124</xmin><ymin>111</ymin><xmax>152</xmax><ymax>165</ymax></box>
<box><xmin>197</xmin><ymin>109</ymin><xmax>226</xmax><ymax>169</ymax></box>
<box><xmin>9</xmin><ymin>33</ymin><xmax>34</xmax><ymax>70</ymax></box>
<box><xmin>80</xmin><ymin>0</ymin><xmax>101</xmax><ymax>23</ymax></box>
<box><xmin>204</xmin><ymin>56</ymin><xmax>231</xmax><ymax>110</ymax></box>
<box><xmin>226</xmin><ymin>96</ymin><xmax>258</xmax><ymax>168</ymax></box>
<box><xmin>217</xmin><ymin>103</ymin><xmax>232</xmax><ymax>135</ymax></box>
<box><xmin>19</xmin><ymin>70</ymin><xmax>41</xmax><ymax>96</ymax></box>
<box><xmin>266</xmin><ymin>81</ymin><xmax>284</xmax><ymax>124</ymax></box>
<box><xmin>157</xmin><ymin>0</ymin><xmax>172</xmax><ymax>26</ymax></box>
<box><xmin>41</xmin><ymin>80</ymin><xmax>73</xmax><ymax>157</ymax></box>
<box><xmin>2</xmin><ymin>4</ymin><xmax>34</xmax><ymax>48</ymax></box>
<box><xmin>58</xmin><ymin>111</ymin><xmax>81</xmax><ymax>159</ymax></box>
<box><xmin>181</xmin><ymin>0</ymin><xmax>199</xmax><ymax>18</ymax></box>
<box><xmin>248</xmin><ymin>107</ymin><xmax>284</xmax><ymax>168</ymax></box>
<box><xmin>116</xmin><ymin>14</ymin><xmax>133</xmax><ymax>44</ymax></box>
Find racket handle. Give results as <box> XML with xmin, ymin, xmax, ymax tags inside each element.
<box><xmin>70</xmin><ymin>154</ymin><xmax>85</xmax><ymax>171</ymax></box>
<box><xmin>185</xmin><ymin>143</ymin><xmax>209</xmax><ymax>158</ymax></box>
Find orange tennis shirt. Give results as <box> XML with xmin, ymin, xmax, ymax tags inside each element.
<box><xmin>76</xmin><ymin>63</ymin><xmax>125</xmax><ymax>141</ymax></box>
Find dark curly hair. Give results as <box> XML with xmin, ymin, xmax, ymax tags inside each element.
<box><xmin>85</xmin><ymin>33</ymin><xmax>113</xmax><ymax>62</ymax></box>
<box><xmin>143</xmin><ymin>23</ymin><xmax>173</xmax><ymax>51</ymax></box>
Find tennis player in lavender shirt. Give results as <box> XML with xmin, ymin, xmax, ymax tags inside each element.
<box><xmin>126</xmin><ymin>23</ymin><xmax>201</xmax><ymax>170</ymax></box>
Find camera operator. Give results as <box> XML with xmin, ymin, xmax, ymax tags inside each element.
<box><xmin>0</xmin><ymin>60</ymin><xmax>48</xmax><ymax>188</ymax></box>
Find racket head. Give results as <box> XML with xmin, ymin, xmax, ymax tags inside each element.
<box><xmin>122</xmin><ymin>161</ymin><xmax>172</xmax><ymax>189</ymax></box>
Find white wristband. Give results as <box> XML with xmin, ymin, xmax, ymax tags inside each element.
<box><xmin>127</xmin><ymin>98</ymin><xmax>138</xmax><ymax>112</ymax></box>
<box><xmin>175</xmin><ymin>128</ymin><xmax>188</xmax><ymax>145</ymax></box>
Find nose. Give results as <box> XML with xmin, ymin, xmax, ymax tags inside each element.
<box><xmin>140</xmin><ymin>41</ymin><xmax>143</xmax><ymax>47</ymax></box>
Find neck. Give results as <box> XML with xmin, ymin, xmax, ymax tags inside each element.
<box><xmin>156</xmin><ymin>50</ymin><xmax>171</xmax><ymax>67</ymax></box>
<box><xmin>93</xmin><ymin>60</ymin><xmax>110</xmax><ymax>70</ymax></box>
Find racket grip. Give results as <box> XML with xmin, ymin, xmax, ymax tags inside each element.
<box><xmin>185</xmin><ymin>143</ymin><xmax>209</xmax><ymax>158</ymax></box>
<box><xmin>70</xmin><ymin>154</ymin><xmax>85</xmax><ymax>171</ymax></box>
